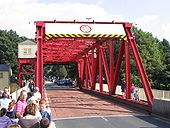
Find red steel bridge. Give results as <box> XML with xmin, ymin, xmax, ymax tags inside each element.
<box><xmin>18</xmin><ymin>20</ymin><xmax>154</xmax><ymax>111</ymax></box>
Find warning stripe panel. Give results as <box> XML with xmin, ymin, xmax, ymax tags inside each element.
<box><xmin>45</xmin><ymin>34</ymin><xmax>127</xmax><ymax>40</ymax></box>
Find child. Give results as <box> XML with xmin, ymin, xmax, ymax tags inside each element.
<box><xmin>7</xmin><ymin>124</ymin><xmax>21</xmax><ymax>128</ymax></box>
<box><xmin>39</xmin><ymin>99</ymin><xmax>52</xmax><ymax>125</ymax></box>
<box><xmin>134</xmin><ymin>90</ymin><xmax>139</xmax><ymax>100</ymax></box>
<box><xmin>40</xmin><ymin>117</ymin><xmax>50</xmax><ymax>128</ymax></box>
<box><xmin>6</xmin><ymin>101</ymin><xmax>15</xmax><ymax>119</ymax></box>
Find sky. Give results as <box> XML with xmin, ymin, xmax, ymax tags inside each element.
<box><xmin>0</xmin><ymin>0</ymin><xmax>170</xmax><ymax>41</ymax></box>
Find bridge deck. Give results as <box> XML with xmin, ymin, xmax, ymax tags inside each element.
<box><xmin>46</xmin><ymin>88</ymin><xmax>140</xmax><ymax>119</ymax></box>
<box><xmin>45</xmin><ymin>86</ymin><xmax>170</xmax><ymax>128</ymax></box>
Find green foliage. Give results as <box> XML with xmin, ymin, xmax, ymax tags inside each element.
<box><xmin>0</xmin><ymin>29</ymin><xmax>27</xmax><ymax>75</ymax></box>
<box><xmin>65</xmin><ymin>64</ymin><xmax>77</xmax><ymax>80</ymax></box>
<box><xmin>131</xmin><ymin>27</ymin><xmax>170</xmax><ymax>89</ymax></box>
<box><xmin>44</xmin><ymin>64</ymin><xmax>77</xmax><ymax>80</ymax></box>
<box><xmin>58</xmin><ymin>65</ymin><xmax>67</xmax><ymax>79</ymax></box>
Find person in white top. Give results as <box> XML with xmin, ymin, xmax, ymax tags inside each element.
<box><xmin>0</xmin><ymin>93</ymin><xmax>12</xmax><ymax>109</ymax></box>
<box><xmin>34</xmin><ymin>87</ymin><xmax>41</xmax><ymax>102</ymax></box>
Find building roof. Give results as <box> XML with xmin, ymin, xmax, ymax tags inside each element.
<box><xmin>0</xmin><ymin>64</ymin><xmax>10</xmax><ymax>71</ymax></box>
<box><xmin>19</xmin><ymin>40</ymin><xmax>36</xmax><ymax>45</ymax></box>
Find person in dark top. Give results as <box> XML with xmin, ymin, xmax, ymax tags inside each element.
<box><xmin>18</xmin><ymin>119</ymin><xmax>40</xmax><ymax>128</ymax></box>
<box><xmin>39</xmin><ymin>99</ymin><xmax>52</xmax><ymax>125</ymax></box>
<box><xmin>28</xmin><ymin>80</ymin><xmax>35</xmax><ymax>92</ymax></box>
<box><xmin>0</xmin><ymin>108</ymin><xmax>12</xmax><ymax>128</ymax></box>
<box><xmin>121</xmin><ymin>80</ymin><xmax>126</xmax><ymax>98</ymax></box>
<box><xmin>6</xmin><ymin>101</ymin><xmax>15</xmax><ymax>119</ymax></box>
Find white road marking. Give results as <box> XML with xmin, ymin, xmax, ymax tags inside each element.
<box><xmin>53</xmin><ymin>114</ymin><xmax>145</xmax><ymax>121</ymax></box>
<box><xmin>101</xmin><ymin>116</ymin><xmax>109</xmax><ymax>122</ymax></box>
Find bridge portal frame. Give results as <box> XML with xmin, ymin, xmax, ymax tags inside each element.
<box><xmin>23</xmin><ymin>20</ymin><xmax>154</xmax><ymax>106</ymax></box>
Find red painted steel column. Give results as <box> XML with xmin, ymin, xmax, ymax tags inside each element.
<box><xmin>109</xmin><ymin>40</ymin><xmax>114</xmax><ymax>95</ymax></box>
<box><xmin>91</xmin><ymin>49</ymin><xmax>95</xmax><ymax>90</ymax></box>
<box><xmin>87</xmin><ymin>56</ymin><xmax>92</xmax><ymax>85</ymax></box>
<box><xmin>125</xmin><ymin>41</ymin><xmax>131</xmax><ymax>99</ymax></box>
<box><xmin>111</xmin><ymin>41</ymin><xmax>125</xmax><ymax>94</ymax></box>
<box><xmin>79</xmin><ymin>58</ymin><xmax>85</xmax><ymax>88</ymax></box>
<box><xmin>99</xmin><ymin>46</ymin><xmax>103</xmax><ymax>92</ymax></box>
<box><xmin>91</xmin><ymin>48</ymin><xmax>99</xmax><ymax>90</ymax></box>
<box><xmin>85</xmin><ymin>56</ymin><xmax>89</xmax><ymax>89</ymax></box>
<box><xmin>123</xmin><ymin>23</ymin><xmax>154</xmax><ymax>105</ymax></box>
<box><xmin>77</xmin><ymin>61</ymin><xmax>82</xmax><ymax>88</ymax></box>
<box><xmin>36</xmin><ymin>21</ymin><xmax>44</xmax><ymax>97</ymax></box>
<box><xmin>78</xmin><ymin>61</ymin><xmax>81</xmax><ymax>79</ymax></box>
<box><xmin>100</xmin><ymin>47</ymin><xmax>110</xmax><ymax>92</ymax></box>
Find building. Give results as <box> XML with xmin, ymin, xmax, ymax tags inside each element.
<box><xmin>18</xmin><ymin>40</ymin><xmax>37</xmax><ymax>58</ymax></box>
<box><xmin>0</xmin><ymin>64</ymin><xmax>12</xmax><ymax>90</ymax></box>
<box><xmin>18</xmin><ymin>40</ymin><xmax>37</xmax><ymax>88</ymax></box>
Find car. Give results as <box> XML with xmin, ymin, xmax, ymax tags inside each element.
<box><xmin>54</xmin><ymin>79</ymin><xmax>73</xmax><ymax>86</ymax></box>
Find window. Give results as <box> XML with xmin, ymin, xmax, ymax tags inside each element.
<box><xmin>23</xmin><ymin>48</ymin><xmax>31</xmax><ymax>55</ymax></box>
<box><xmin>0</xmin><ymin>73</ymin><xmax>3</xmax><ymax>78</ymax></box>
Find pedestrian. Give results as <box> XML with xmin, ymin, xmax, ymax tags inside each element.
<box><xmin>134</xmin><ymin>90</ymin><xmax>139</xmax><ymax>100</ymax></box>
<box><xmin>121</xmin><ymin>80</ymin><xmax>126</xmax><ymax>98</ymax></box>
<box><xmin>18</xmin><ymin>103</ymin><xmax>40</xmax><ymax>128</ymax></box>
<box><xmin>0</xmin><ymin>93</ymin><xmax>12</xmax><ymax>109</ymax></box>
<box><xmin>130</xmin><ymin>83</ymin><xmax>135</xmax><ymax>99</ymax></box>
<box><xmin>0</xmin><ymin>108</ymin><xmax>12</xmax><ymax>128</ymax></box>
<box><xmin>39</xmin><ymin>99</ymin><xmax>52</xmax><ymax>125</ymax></box>
<box><xmin>34</xmin><ymin>87</ymin><xmax>41</xmax><ymax>102</ymax></box>
<box><xmin>7</xmin><ymin>124</ymin><xmax>21</xmax><ymax>128</ymax></box>
<box><xmin>28</xmin><ymin>80</ymin><xmax>35</xmax><ymax>92</ymax></box>
<box><xmin>40</xmin><ymin>117</ymin><xmax>50</xmax><ymax>128</ymax></box>
<box><xmin>6</xmin><ymin>101</ymin><xmax>15</xmax><ymax>119</ymax></box>
<box><xmin>15</xmin><ymin>90</ymin><xmax>27</xmax><ymax>119</ymax></box>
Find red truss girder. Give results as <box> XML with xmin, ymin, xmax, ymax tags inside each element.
<box><xmin>79</xmin><ymin>39</ymin><xmax>153</xmax><ymax>105</ymax></box>
<box><xmin>76</xmin><ymin>27</ymin><xmax>153</xmax><ymax>106</ymax></box>
<box><xmin>34</xmin><ymin>21</ymin><xmax>154</xmax><ymax>107</ymax></box>
<box><xmin>43</xmin><ymin>38</ymin><xmax>96</xmax><ymax>63</ymax></box>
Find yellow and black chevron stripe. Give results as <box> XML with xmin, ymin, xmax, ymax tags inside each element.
<box><xmin>45</xmin><ymin>34</ymin><xmax>127</xmax><ymax>41</ymax></box>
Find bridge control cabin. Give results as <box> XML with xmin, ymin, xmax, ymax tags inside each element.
<box><xmin>18</xmin><ymin>40</ymin><xmax>37</xmax><ymax>87</ymax></box>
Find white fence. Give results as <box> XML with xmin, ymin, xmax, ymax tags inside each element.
<box><xmin>11</xmin><ymin>82</ymin><xmax>170</xmax><ymax>101</ymax></box>
<box><xmin>95</xmin><ymin>83</ymin><xmax>170</xmax><ymax>100</ymax></box>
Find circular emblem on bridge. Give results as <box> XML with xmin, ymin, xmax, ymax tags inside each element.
<box><xmin>80</xmin><ymin>25</ymin><xmax>92</xmax><ymax>33</ymax></box>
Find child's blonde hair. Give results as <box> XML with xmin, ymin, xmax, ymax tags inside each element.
<box><xmin>7</xmin><ymin>124</ymin><xmax>21</xmax><ymax>128</ymax></box>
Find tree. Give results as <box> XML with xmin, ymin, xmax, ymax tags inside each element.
<box><xmin>132</xmin><ymin>27</ymin><xmax>168</xmax><ymax>89</ymax></box>
<box><xmin>159</xmin><ymin>39</ymin><xmax>170</xmax><ymax>89</ymax></box>
<box><xmin>0</xmin><ymin>29</ymin><xmax>27</xmax><ymax>75</ymax></box>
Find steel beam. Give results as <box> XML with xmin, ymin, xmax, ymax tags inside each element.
<box><xmin>99</xmin><ymin>46</ymin><xmax>103</xmax><ymax>92</ymax></box>
<box><xmin>109</xmin><ymin>40</ymin><xmax>114</xmax><ymax>95</ymax></box>
<box><xmin>111</xmin><ymin>41</ymin><xmax>125</xmax><ymax>94</ymax></box>
<box><xmin>100</xmin><ymin>47</ymin><xmax>110</xmax><ymax>92</ymax></box>
<box><xmin>123</xmin><ymin>23</ymin><xmax>154</xmax><ymax>105</ymax></box>
<box><xmin>125</xmin><ymin>41</ymin><xmax>131</xmax><ymax>99</ymax></box>
<box><xmin>36</xmin><ymin>21</ymin><xmax>45</xmax><ymax>97</ymax></box>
